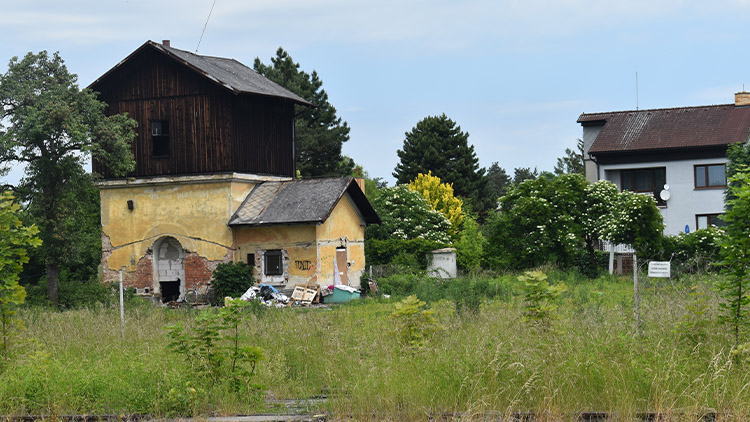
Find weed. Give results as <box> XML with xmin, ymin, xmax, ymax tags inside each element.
<box><xmin>164</xmin><ymin>298</ymin><xmax>263</xmax><ymax>391</ymax></box>
<box><xmin>391</xmin><ymin>295</ymin><xmax>439</xmax><ymax>349</ymax></box>
<box><xmin>518</xmin><ymin>271</ymin><xmax>567</xmax><ymax>328</ymax></box>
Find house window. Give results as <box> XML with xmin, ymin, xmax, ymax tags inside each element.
<box><xmin>620</xmin><ymin>167</ymin><xmax>667</xmax><ymax>205</ymax></box>
<box><xmin>151</xmin><ymin>120</ymin><xmax>170</xmax><ymax>157</ymax></box>
<box><xmin>696</xmin><ymin>214</ymin><xmax>726</xmax><ymax>230</ymax></box>
<box><xmin>695</xmin><ymin>164</ymin><xmax>726</xmax><ymax>188</ymax></box>
<box><xmin>264</xmin><ymin>250</ymin><xmax>283</xmax><ymax>276</ymax></box>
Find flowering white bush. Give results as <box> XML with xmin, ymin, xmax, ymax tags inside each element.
<box><xmin>366</xmin><ymin>185</ymin><xmax>452</xmax><ymax>244</ymax></box>
<box><xmin>485</xmin><ymin>174</ymin><xmax>663</xmax><ymax>271</ymax></box>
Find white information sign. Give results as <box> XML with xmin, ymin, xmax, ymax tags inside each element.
<box><xmin>648</xmin><ymin>261</ymin><xmax>671</xmax><ymax>278</ymax></box>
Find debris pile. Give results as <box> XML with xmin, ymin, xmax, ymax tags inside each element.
<box><xmin>240</xmin><ymin>284</ymin><xmax>289</xmax><ymax>307</ymax></box>
<box><xmin>237</xmin><ymin>283</ymin><xmax>362</xmax><ymax>307</ymax></box>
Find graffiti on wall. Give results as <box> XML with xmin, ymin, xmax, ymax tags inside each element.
<box><xmin>294</xmin><ymin>260</ymin><xmax>313</xmax><ymax>271</ymax></box>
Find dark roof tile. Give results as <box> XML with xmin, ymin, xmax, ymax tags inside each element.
<box><xmin>229</xmin><ymin>178</ymin><xmax>380</xmax><ymax>227</ymax></box>
<box><xmin>578</xmin><ymin>104</ymin><xmax>750</xmax><ymax>154</ymax></box>
<box><xmin>89</xmin><ymin>41</ymin><xmax>311</xmax><ymax>106</ymax></box>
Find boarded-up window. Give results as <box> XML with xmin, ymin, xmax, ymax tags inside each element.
<box><xmin>264</xmin><ymin>250</ymin><xmax>282</xmax><ymax>276</ymax></box>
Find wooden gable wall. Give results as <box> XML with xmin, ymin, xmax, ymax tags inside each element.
<box><xmin>92</xmin><ymin>46</ymin><xmax>295</xmax><ymax>179</ymax></box>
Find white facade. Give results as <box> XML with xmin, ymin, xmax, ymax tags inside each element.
<box><xmin>597</xmin><ymin>158</ymin><xmax>727</xmax><ymax>235</ymax></box>
<box><xmin>579</xmin><ymin>97</ymin><xmax>750</xmax><ymax>237</ymax></box>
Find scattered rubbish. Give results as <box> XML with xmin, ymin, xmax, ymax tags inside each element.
<box><xmin>238</xmin><ymin>284</ymin><xmax>289</xmax><ymax>307</ymax></box>
<box><xmin>368</xmin><ymin>279</ymin><xmax>379</xmax><ymax>295</ymax></box>
<box><xmin>236</xmin><ymin>282</ymin><xmax>361</xmax><ymax>307</ymax></box>
<box><xmin>291</xmin><ymin>285</ymin><xmax>318</xmax><ymax>305</ymax></box>
<box><xmin>240</xmin><ymin>287</ymin><xmax>257</xmax><ymax>301</ymax></box>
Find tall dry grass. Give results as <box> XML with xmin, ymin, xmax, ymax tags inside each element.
<box><xmin>1</xmin><ymin>273</ymin><xmax>749</xmax><ymax>421</ymax></box>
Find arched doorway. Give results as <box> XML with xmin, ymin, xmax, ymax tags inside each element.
<box><xmin>154</xmin><ymin>236</ymin><xmax>185</xmax><ymax>302</ymax></box>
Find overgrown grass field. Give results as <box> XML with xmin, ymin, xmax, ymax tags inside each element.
<box><xmin>2</xmin><ymin>272</ymin><xmax>750</xmax><ymax>421</ymax></box>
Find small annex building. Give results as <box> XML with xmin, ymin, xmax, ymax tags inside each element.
<box><xmin>91</xmin><ymin>40</ymin><xmax>379</xmax><ymax>302</ymax></box>
<box><xmin>578</xmin><ymin>92</ymin><xmax>750</xmax><ymax>235</ymax></box>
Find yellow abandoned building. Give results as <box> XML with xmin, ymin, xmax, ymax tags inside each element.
<box><xmin>91</xmin><ymin>40</ymin><xmax>379</xmax><ymax>302</ymax></box>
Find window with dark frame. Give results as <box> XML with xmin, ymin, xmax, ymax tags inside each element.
<box><xmin>694</xmin><ymin>164</ymin><xmax>726</xmax><ymax>188</ymax></box>
<box><xmin>264</xmin><ymin>250</ymin><xmax>283</xmax><ymax>276</ymax></box>
<box><xmin>696</xmin><ymin>214</ymin><xmax>726</xmax><ymax>230</ymax></box>
<box><xmin>151</xmin><ymin>120</ymin><xmax>170</xmax><ymax>157</ymax></box>
<box><xmin>620</xmin><ymin>167</ymin><xmax>667</xmax><ymax>206</ymax></box>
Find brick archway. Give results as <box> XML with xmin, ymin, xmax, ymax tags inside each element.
<box><xmin>153</xmin><ymin>236</ymin><xmax>185</xmax><ymax>302</ymax></box>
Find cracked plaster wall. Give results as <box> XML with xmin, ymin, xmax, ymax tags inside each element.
<box><xmin>100</xmin><ymin>178</ymin><xmax>249</xmax><ymax>292</ymax></box>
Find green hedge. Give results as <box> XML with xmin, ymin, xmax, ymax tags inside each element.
<box><xmin>365</xmin><ymin>238</ymin><xmax>448</xmax><ymax>269</ymax></box>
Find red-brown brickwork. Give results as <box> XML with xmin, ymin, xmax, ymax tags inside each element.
<box><xmin>184</xmin><ymin>250</ymin><xmax>234</xmax><ymax>290</ymax></box>
<box><xmin>133</xmin><ymin>253</ymin><xmax>154</xmax><ymax>289</ymax></box>
<box><xmin>101</xmin><ymin>232</ymin><xmax>117</xmax><ymax>284</ymax></box>
<box><xmin>185</xmin><ymin>252</ymin><xmax>213</xmax><ymax>290</ymax></box>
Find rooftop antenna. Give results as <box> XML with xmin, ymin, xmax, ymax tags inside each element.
<box><xmin>636</xmin><ymin>71</ymin><xmax>639</xmax><ymax>110</ymax></box>
<box><xmin>196</xmin><ymin>0</ymin><xmax>217</xmax><ymax>53</ymax></box>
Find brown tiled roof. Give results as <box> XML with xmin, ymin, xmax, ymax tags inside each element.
<box><xmin>578</xmin><ymin>104</ymin><xmax>750</xmax><ymax>154</ymax></box>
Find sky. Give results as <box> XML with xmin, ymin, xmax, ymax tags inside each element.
<box><xmin>2</xmin><ymin>0</ymin><xmax>750</xmax><ymax>185</ymax></box>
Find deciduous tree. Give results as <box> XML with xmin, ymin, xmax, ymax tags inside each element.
<box><xmin>365</xmin><ymin>185</ymin><xmax>451</xmax><ymax>244</ymax></box>
<box><xmin>408</xmin><ymin>171</ymin><xmax>463</xmax><ymax>237</ymax></box>
<box><xmin>0</xmin><ymin>191</ymin><xmax>40</xmax><ymax>363</ymax></box>
<box><xmin>0</xmin><ymin>51</ymin><xmax>136</xmax><ymax>305</ymax></box>
<box><xmin>254</xmin><ymin>48</ymin><xmax>352</xmax><ymax>178</ymax></box>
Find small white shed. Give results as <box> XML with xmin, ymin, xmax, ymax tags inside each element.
<box><xmin>427</xmin><ymin>248</ymin><xmax>457</xmax><ymax>279</ymax></box>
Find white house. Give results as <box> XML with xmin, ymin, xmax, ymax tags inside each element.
<box><xmin>578</xmin><ymin>92</ymin><xmax>750</xmax><ymax>235</ymax></box>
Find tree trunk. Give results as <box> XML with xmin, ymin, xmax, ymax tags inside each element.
<box><xmin>47</xmin><ymin>261</ymin><xmax>59</xmax><ymax>305</ymax></box>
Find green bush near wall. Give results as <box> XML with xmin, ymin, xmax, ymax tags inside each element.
<box><xmin>210</xmin><ymin>262</ymin><xmax>254</xmax><ymax>304</ymax></box>
<box><xmin>365</xmin><ymin>238</ymin><xmax>447</xmax><ymax>269</ymax></box>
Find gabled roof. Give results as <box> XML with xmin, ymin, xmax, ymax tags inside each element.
<box><xmin>228</xmin><ymin>178</ymin><xmax>380</xmax><ymax>227</ymax></box>
<box><xmin>578</xmin><ymin>104</ymin><xmax>750</xmax><ymax>155</ymax></box>
<box><xmin>89</xmin><ymin>40</ymin><xmax>312</xmax><ymax>106</ymax></box>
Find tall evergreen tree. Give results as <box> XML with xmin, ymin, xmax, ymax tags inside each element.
<box><xmin>254</xmin><ymin>48</ymin><xmax>352</xmax><ymax>178</ymax></box>
<box><xmin>0</xmin><ymin>51</ymin><xmax>136</xmax><ymax>305</ymax></box>
<box><xmin>512</xmin><ymin>167</ymin><xmax>538</xmax><ymax>185</ymax></box>
<box><xmin>554</xmin><ymin>139</ymin><xmax>585</xmax><ymax>176</ymax></box>
<box><xmin>486</xmin><ymin>162</ymin><xmax>511</xmax><ymax>201</ymax></box>
<box><xmin>393</xmin><ymin>114</ymin><xmax>491</xmax><ymax>216</ymax></box>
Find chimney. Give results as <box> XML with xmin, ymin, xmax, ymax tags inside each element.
<box><xmin>162</xmin><ymin>40</ymin><xmax>171</xmax><ymax>47</ymax></box>
<box><xmin>736</xmin><ymin>91</ymin><xmax>750</xmax><ymax>107</ymax></box>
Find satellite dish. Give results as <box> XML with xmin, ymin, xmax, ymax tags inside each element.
<box><xmin>660</xmin><ymin>189</ymin><xmax>671</xmax><ymax>201</ymax></box>
<box><xmin>663</xmin><ymin>184</ymin><xmax>670</xmax><ymax>191</ymax></box>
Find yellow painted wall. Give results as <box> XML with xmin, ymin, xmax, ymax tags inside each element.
<box><xmin>232</xmin><ymin>194</ymin><xmax>367</xmax><ymax>288</ymax></box>
<box><xmin>316</xmin><ymin>194</ymin><xmax>366</xmax><ymax>288</ymax></box>
<box><xmin>233</xmin><ymin>225</ymin><xmax>317</xmax><ymax>285</ymax></box>
<box><xmin>101</xmin><ymin>178</ymin><xmax>255</xmax><ymax>276</ymax></box>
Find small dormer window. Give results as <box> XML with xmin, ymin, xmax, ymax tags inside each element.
<box><xmin>151</xmin><ymin>120</ymin><xmax>170</xmax><ymax>157</ymax></box>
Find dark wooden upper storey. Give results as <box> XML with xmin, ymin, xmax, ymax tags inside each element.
<box><xmin>90</xmin><ymin>41</ymin><xmax>310</xmax><ymax>179</ymax></box>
